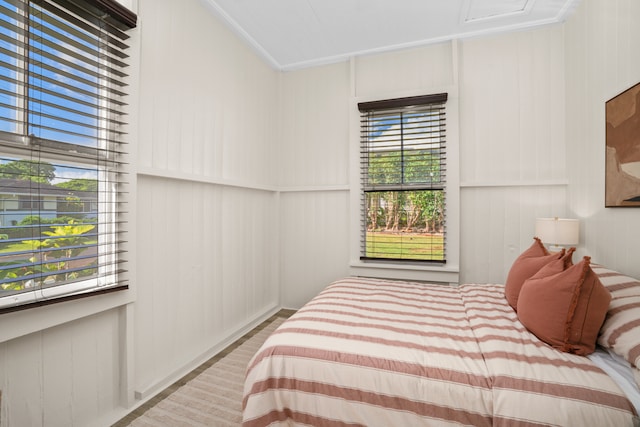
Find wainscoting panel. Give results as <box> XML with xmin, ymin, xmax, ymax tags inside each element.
<box><xmin>457</xmin><ymin>25</ymin><xmax>570</xmax><ymax>284</ymax></box>
<box><xmin>132</xmin><ymin>0</ymin><xmax>282</xmax><ymax>407</ymax></box>
<box><xmin>354</xmin><ymin>42</ymin><xmax>454</xmax><ymax>98</ymax></box>
<box><xmin>278</xmin><ymin>62</ymin><xmax>351</xmax><ymax>188</ymax></box>
<box><xmin>5</xmin><ymin>1</ymin><xmax>640</xmax><ymax>426</ymax></box>
<box><xmin>279</xmin><ymin>190</ymin><xmax>350</xmax><ymax>309</ymax></box>
<box><xmin>459</xmin><ymin>25</ymin><xmax>566</xmax><ymax>185</ymax></box>
<box><xmin>136</xmin><ymin>0</ymin><xmax>279</xmax><ymax>186</ymax></box>
<box><xmin>460</xmin><ymin>185</ymin><xmax>568</xmax><ymax>284</ymax></box>
<box><xmin>564</xmin><ymin>0</ymin><xmax>640</xmax><ymax>279</ymax></box>
<box><xmin>0</xmin><ymin>309</ymin><xmax>121</xmax><ymax>427</ymax></box>
<box><xmin>135</xmin><ymin>176</ymin><xmax>279</xmax><ymax>398</ymax></box>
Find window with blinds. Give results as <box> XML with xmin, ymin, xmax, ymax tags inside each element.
<box><xmin>359</xmin><ymin>94</ymin><xmax>447</xmax><ymax>263</ymax></box>
<box><xmin>0</xmin><ymin>0</ymin><xmax>136</xmax><ymax>312</ymax></box>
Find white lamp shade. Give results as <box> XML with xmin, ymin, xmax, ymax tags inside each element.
<box><xmin>535</xmin><ymin>218</ymin><xmax>579</xmax><ymax>246</ymax></box>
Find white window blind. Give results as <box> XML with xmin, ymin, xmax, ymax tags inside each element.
<box><xmin>359</xmin><ymin>94</ymin><xmax>447</xmax><ymax>263</ymax></box>
<box><xmin>0</xmin><ymin>0</ymin><xmax>136</xmax><ymax>312</ymax></box>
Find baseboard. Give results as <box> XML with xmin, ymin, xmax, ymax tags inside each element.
<box><xmin>105</xmin><ymin>304</ymin><xmax>281</xmax><ymax>425</ymax></box>
<box><xmin>134</xmin><ymin>304</ymin><xmax>280</xmax><ymax>401</ymax></box>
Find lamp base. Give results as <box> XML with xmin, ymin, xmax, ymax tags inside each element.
<box><xmin>547</xmin><ymin>244</ymin><xmax>565</xmax><ymax>254</ymax></box>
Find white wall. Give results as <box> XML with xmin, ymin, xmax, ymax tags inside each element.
<box><xmin>277</xmin><ymin>63</ymin><xmax>351</xmax><ymax>308</ymax></box>
<box><xmin>133</xmin><ymin>0</ymin><xmax>280</xmax><ymax>405</ymax></box>
<box><xmin>278</xmin><ymin>28</ymin><xmax>570</xmax><ymax>291</ymax></box>
<box><xmin>277</xmin><ymin>43</ymin><xmax>462</xmax><ymax>307</ymax></box>
<box><xmin>0</xmin><ymin>309</ymin><xmax>124</xmax><ymax>426</ymax></box>
<box><xmin>1</xmin><ymin>0</ymin><xmax>281</xmax><ymax>425</ymax></box>
<box><xmin>458</xmin><ymin>26</ymin><xmax>570</xmax><ymax>283</ymax></box>
<box><xmin>349</xmin><ymin>44</ymin><xmax>462</xmax><ymax>285</ymax></box>
<box><xmin>565</xmin><ymin>0</ymin><xmax>640</xmax><ymax>279</ymax></box>
<box><xmin>458</xmin><ymin>0</ymin><xmax>640</xmax><ymax>282</ymax></box>
<box><xmin>2</xmin><ymin>0</ymin><xmax>640</xmax><ymax>426</ymax></box>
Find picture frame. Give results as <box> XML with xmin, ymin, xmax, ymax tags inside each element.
<box><xmin>605</xmin><ymin>81</ymin><xmax>640</xmax><ymax>207</ymax></box>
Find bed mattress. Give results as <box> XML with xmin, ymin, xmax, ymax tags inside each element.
<box><xmin>243</xmin><ymin>277</ymin><xmax>638</xmax><ymax>426</ymax></box>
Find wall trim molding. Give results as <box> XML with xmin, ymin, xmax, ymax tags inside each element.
<box><xmin>137</xmin><ymin>168</ymin><xmax>278</xmax><ymax>192</ymax></box>
<box><xmin>138</xmin><ymin>167</ymin><xmax>350</xmax><ymax>194</ymax></box>
<box><xmin>128</xmin><ymin>304</ymin><xmax>279</xmax><ymax>403</ymax></box>
<box><xmin>460</xmin><ymin>180</ymin><xmax>569</xmax><ymax>188</ymax></box>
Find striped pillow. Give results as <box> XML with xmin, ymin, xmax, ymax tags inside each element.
<box><xmin>593</xmin><ymin>265</ymin><xmax>640</xmax><ymax>369</ymax></box>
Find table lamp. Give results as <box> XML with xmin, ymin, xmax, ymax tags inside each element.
<box><xmin>535</xmin><ymin>217</ymin><xmax>579</xmax><ymax>252</ymax></box>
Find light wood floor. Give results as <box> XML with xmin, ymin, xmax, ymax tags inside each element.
<box><xmin>112</xmin><ymin>309</ymin><xmax>296</xmax><ymax>426</ymax></box>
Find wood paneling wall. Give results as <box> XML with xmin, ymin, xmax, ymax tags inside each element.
<box><xmin>279</xmin><ymin>191</ymin><xmax>350</xmax><ymax>308</ymax></box>
<box><xmin>279</xmin><ymin>63</ymin><xmax>350</xmax><ymax>188</ymax></box>
<box><xmin>565</xmin><ymin>0</ymin><xmax>640</xmax><ymax>279</ymax></box>
<box><xmin>0</xmin><ymin>310</ymin><xmax>121</xmax><ymax>426</ymax></box>
<box><xmin>2</xmin><ymin>1</ymin><xmax>640</xmax><ymax>426</ymax></box>
<box><xmin>353</xmin><ymin>43</ymin><xmax>455</xmax><ymax>97</ymax></box>
<box><xmin>133</xmin><ymin>0</ymin><xmax>280</xmax><ymax>405</ymax></box>
<box><xmin>278</xmin><ymin>29</ymin><xmax>569</xmax><ymax>289</ymax></box>
<box><xmin>458</xmin><ymin>26</ymin><xmax>569</xmax><ymax>283</ymax></box>
<box><xmin>277</xmin><ymin>63</ymin><xmax>351</xmax><ymax>308</ymax></box>
<box><xmin>135</xmin><ymin>178</ymin><xmax>279</xmax><ymax>395</ymax></box>
<box><xmin>1</xmin><ymin>0</ymin><xmax>281</xmax><ymax>425</ymax></box>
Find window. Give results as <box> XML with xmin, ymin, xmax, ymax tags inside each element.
<box><xmin>0</xmin><ymin>0</ymin><xmax>136</xmax><ymax>312</ymax></box>
<box><xmin>359</xmin><ymin>94</ymin><xmax>447</xmax><ymax>263</ymax></box>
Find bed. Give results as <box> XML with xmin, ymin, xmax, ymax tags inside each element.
<box><xmin>243</xmin><ymin>241</ymin><xmax>640</xmax><ymax>426</ymax></box>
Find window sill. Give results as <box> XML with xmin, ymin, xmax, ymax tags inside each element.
<box><xmin>349</xmin><ymin>261</ymin><xmax>459</xmax><ymax>285</ymax></box>
<box><xmin>0</xmin><ymin>287</ymin><xmax>134</xmax><ymax>343</ymax></box>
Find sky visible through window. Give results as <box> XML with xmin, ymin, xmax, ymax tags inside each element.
<box><xmin>0</xmin><ymin>0</ymin><xmax>100</xmax><ymax>182</ymax></box>
<box><xmin>0</xmin><ymin>0</ymin><xmax>131</xmax><ymax>309</ymax></box>
<box><xmin>362</xmin><ymin>106</ymin><xmax>446</xmax><ymax>262</ymax></box>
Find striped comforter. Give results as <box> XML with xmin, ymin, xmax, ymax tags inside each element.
<box><xmin>242</xmin><ymin>277</ymin><xmax>638</xmax><ymax>426</ymax></box>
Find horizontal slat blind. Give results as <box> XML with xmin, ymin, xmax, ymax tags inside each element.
<box><xmin>0</xmin><ymin>0</ymin><xmax>136</xmax><ymax>312</ymax></box>
<box><xmin>359</xmin><ymin>94</ymin><xmax>447</xmax><ymax>263</ymax></box>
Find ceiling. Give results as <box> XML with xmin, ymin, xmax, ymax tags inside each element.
<box><xmin>202</xmin><ymin>0</ymin><xmax>581</xmax><ymax>71</ymax></box>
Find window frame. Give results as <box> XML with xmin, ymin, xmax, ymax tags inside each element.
<box><xmin>349</xmin><ymin>92</ymin><xmax>460</xmax><ymax>284</ymax></box>
<box><xmin>359</xmin><ymin>94</ymin><xmax>448</xmax><ymax>264</ymax></box>
<box><xmin>0</xmin><ymin>0</ymin><xmax>137</xmax><ymax>314</ymax></box>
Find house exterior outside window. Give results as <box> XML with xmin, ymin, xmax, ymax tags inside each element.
<box><xmin>0</xmin><ymin>0</ymin><xmax>136</xmax><ymax>311</ymax></box>
<box><xmin>358</xmin><ymin>94</ymin><xmax>448</xmax><ymax>264</ymax></box>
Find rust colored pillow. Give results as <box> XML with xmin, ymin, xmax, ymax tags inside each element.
<box><xmin>504</xmin><ymin>237</ymin><xmax>566</xmax><ymax>310</ymax></box>
<box><xmin>517</xmin><ymin>256</ymin><xmax>611</xmax><ymax>356</ymax></box>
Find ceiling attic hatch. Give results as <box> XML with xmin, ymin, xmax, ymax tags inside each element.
<box><xmin>464</xmin><ymin>0</ymin><xmax>531</xmax><ymax>22</ymax></box>
<box><xmin>202</xmin><ymin>0</ymin><xmax>582</xmax><ymax>70</ymax></box>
